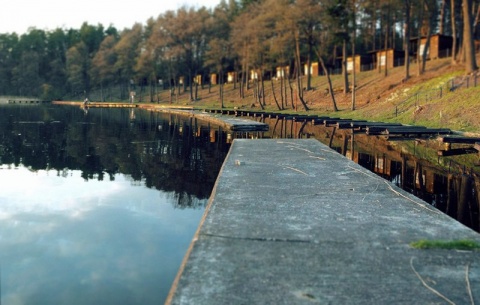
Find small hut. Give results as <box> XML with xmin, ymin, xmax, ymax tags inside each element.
<box><xmin>250</xmin><ymin>70</ymin><xmax>259</xmax><ymax>80</ymax></box>
<box><xmin>210</xmin><ymin>73</ymin><xmax>218</xmax><ymax>85</ymax></box>
<box><xmin>194</xmin><ymin>75</ymin><xmax>202</xmax><ymax>85</ymax></box>
<box><xmin>347</xmin><ymin>55</ymin><xmax>374</xmax><ymax>73</ymax></box>
<box><xmin>411</xmin><ymin>34</ymin><xmax>454</xmax><ymax>59</ymax></box>
<box><xmin>373</xmin><ymin>49</ymin><xmax>405</xmax><ymax>69</ymax></box>
<box><xmin>227</xmin><ymin>72</ymin><xmax>237</xmax><ymax>83</ymax></box>
<box><xmin>276</xmin><ymin>66</ymin><xmax>290</xmax><ymax>79</ymax></box>
<box><xmin>304</xmin><ymin>62</ymin><xmax>319</xmax><ymax>76</ymax></box>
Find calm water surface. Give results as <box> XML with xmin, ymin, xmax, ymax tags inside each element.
<box><xmin>2</xmin><ymin>105</ymin><xmax>478</xmax><ymax>304</ymax></box>
<box><xmin>0</xmin><ymin>105</ymin><xmax>230</xmax><ymax>304</ymax></box>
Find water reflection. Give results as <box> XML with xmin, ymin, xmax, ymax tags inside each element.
<box><xmin>257</xmin><ymin>116</ymin><xmax>480</xmax><ymax>233</ymax></box>
<box><xmin>0</xmin><ymin>105</ymin><xmax>231</xmax><ymax>304</ymax></box>
<box><xmin>0</xmin><ymin>106</ymin><xmax>231</xmax><ymax>205</ymax></box>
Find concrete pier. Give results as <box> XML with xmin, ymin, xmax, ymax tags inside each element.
<box><xmin>166</xmin><ymin>139</ymin><xmax>480</xmax><ymax>305</ymax></box>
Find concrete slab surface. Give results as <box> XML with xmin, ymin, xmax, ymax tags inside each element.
<box><xmin>166</xmin><ymin>139</ymin><xmax>480</xmax><ymax>305</ymax></box>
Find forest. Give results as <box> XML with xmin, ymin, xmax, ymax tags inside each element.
<box><xmin>0</xmin><ymin>0</ymin><xmax>479</xmax><ymax>109</ymax></box>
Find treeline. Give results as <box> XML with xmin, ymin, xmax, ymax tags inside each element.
<box><xmin>0</xmin><ymin>0</ymin><xmax>478</xmax><ymax>110</ymax></box>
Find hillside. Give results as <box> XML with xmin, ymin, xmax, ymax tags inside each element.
<box><xmin>151</xmin><ymin>56</ymin><xmax>480</xmax><ymax>134</ymax></box>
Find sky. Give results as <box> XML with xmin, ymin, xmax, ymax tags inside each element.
<box><xmin>0</xmin><ymin>0</ymin><xmax>222</xmax><ymax>35</ymax></box>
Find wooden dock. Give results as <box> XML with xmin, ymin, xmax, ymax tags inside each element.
<box><xmin>437</xmin><ymin>147</ymin><xmax>479</xmax><ymax>156</ymax></box>
<box><xmin>7</xmin><ymin>100</ymin><xmax>50</xmax><ymax>104</ymax></box>
<box><xmin>439</xmin><ymin>136</ymin><xmax>480</xmax><ymax>144</ymax></box>
<box><xmin>216</xmin><ymin>109</ymin><xmax>456</xmax><ymax>138</ymax></box>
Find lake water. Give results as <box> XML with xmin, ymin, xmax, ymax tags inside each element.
<box><xmin>1</xmin><ymin>105</ymin><xmax>478</xmax><ymax>304</ymax></box>
<box><xmin>0</xmin><ymin>105</ymin><xmax>230</xmax><ymax>304</ymax></box>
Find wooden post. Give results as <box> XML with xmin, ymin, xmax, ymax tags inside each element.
<box><xmin>446</xmin><ymin>174</ymin><xmax>457</xmax><ymax>218</ymax></box>
<box><xmin>342</xmin><ymin>134</ymin><xmax>348</xmax><ymax>156</ymax></box>
<box><xmin>350</xmin><ymin>132</ymin><xmax>355</xmax><ymax>161</ymax></box>
<box><xmin>457</xmin><ymin>174</ymin><xmax>473</xmax><ymax>226</ymax></box>
<box><xmin>328</xmin><ymin>127</ymin><xmax>337</xmax><ymax>148</ymax></box>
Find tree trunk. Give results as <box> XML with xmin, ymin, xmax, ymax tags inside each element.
<box><xmin>404</xmin><ymin>0</ymin><xmax>411</xmax><ymax>81</ymax></box>
<box><xmin>189</xmin><ymin>72</ymin><xmax>194</xmax><ymax>101</ymax></box>
<box><xmin>219</xmin><ymin>69</ymin><xmax>224</xmax><ymax>108</ymax></box>
<box><xmin>240</xmin><ymin>70</ymin><xmax>244</xmax><ymax>99</ymax></box>
<box><xmin>439</xmin><ymin>0</ymin><xmax>446</xmax><ymax>34</ymax></box>
<box><xmin>417</xmin><ymin>2</ymin><xmax>425</xmax><ymax>75</ymax></box>
<box><xmin>474</xmin><ymin>4</ymin><xmax>480</xmax><ymax>36</ymax></box>
<box><xmin>288</xmin><ymin>78</ymin><xmax>294</xmax><ymax>109</ymax></box>
<box><xmin>342</xmin><ymin>39</ymin><xmax>349</xmax><ymax>94</ymax></box>
<box><xmin>258</xmin><ymin>77</ymin><xmax>264</xmax><ymax>110</ymax></box>
<box><xmin>261</xmin><ymin>72</ymin><xmax>266</xmax><ymax>107</ymax></box>
<box><xmin>372</xmin><ymin>2</ymin><xmax>377</xmax><ymax>51</ymax></box>
<box><xmin>351</xmin><ymin>0</ymin><xmax>356</xmax><ymax>111</ymax></box>
<box><xmin>284</xmin><ymin>68</ymin><xmax>289</xmax><ymax>107</ymax></box>
<box><xmin>294</xmin><ymin>30</ymin><xmax>309</xmax><ymax>111</ymax></box>
<box><xmin>194</xmin><ymin>82</ymin><xmax>198</xmax><ymax>101</ymax></box>
<box><xmin>378</xmin><ymin>12</ymin><xmax>383</xmax><ymax>74</ymax></box>
<box><xmin>384</xmin><ymin>3</ymin><xmax>390</xmax><ymax>77</ymax></box>
<box><xmin>421</xmin><ymin>30</ymin><xmax>432</xmax><ymax>74</ymax></box>
<box><xmin>271</xmin><ymin>77</ymin><xmax>282</xmax><ymax>110</ymax></box>
<box><xmin>463</xmin><ymin>0</ymin><xmax>478</xmax><ymax>73</ymax></box>
<box><xmin>451</xmin><ymin>0</ymin><xmax>458</xmax><ymax>63</ymax></box>
<box><xmin>240</xmin><ymin>42</ymin><xmax>247</xmax><ymax>99</ymax></box>
<box><xmin>150</xmin><ymin>79</ymin><xmax>154</xmax><ymax>103</ymax></box>
<box><xmin>306</xmin><ymin>42</ymin><xmax>312</xmax><ymax>91</ymax></box>
<box><xmin>315</xmin><ymin>48</ymin><xmax>338</xmax><ymax>112</ymax></box>
<box><xmin>279</xmin><ymin>71</ymin><xmax>285</xmax><ymax>109</ymax></box>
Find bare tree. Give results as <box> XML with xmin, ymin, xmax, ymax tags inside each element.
<box><xmin>451</xmin><ymin>0</ymin><xmax>459</xmax><ymax>64</ymax></box>
<box><xmin>463</xmin><ymin>0</ymin><xmax>478</xmax><ymax>73</ymax></box>
<box><xmin>403</xmin><ymin>0</ymin><xmax>412</xmax><ymax>81</ymax></box>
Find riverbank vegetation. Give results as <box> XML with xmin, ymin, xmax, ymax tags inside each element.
<box><xmin>1</xmin><ymin>0</ymin><xmax>479</xmax><ymax>131</ymax></box>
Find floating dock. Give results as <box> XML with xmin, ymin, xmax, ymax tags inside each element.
<box><xmin>166</xmin><ymin>139</ymin><xmax>480</xmax><ymax>305</ymax></box>
<box><xmin>205</xmin><ymin>109</ymin><xmax>455</xmax><ymax>138</ymax></box>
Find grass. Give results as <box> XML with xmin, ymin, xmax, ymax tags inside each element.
<box><xmin>410</xmin><ymin>239</ymin><xmax>480</xmax><ymax>250</ymax></box>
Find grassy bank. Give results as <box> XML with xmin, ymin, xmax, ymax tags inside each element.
<box><xmin>80</xmin><ymin>56</ymin><xmax>480</xmax><ymax>134</ymax></box>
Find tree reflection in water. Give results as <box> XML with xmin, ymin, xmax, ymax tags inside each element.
<box><xmin>0</xmin><ymin>105</ymin><xmax>232</xmax><ymax>304</ymax></box>
<box><xmin>0</xmin><ymin>105</ymin><xmax>231</xmax><ymax>208</ymax></box>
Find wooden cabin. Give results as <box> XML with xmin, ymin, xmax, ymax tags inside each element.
<box><xmin>210</xmin><ymin>73</ymin><xmax>218</xmax><ymax>85</ymax></box>
<box><xmin>411</xmin><ymin>34</ymin><xmax>453</xmax><ymax>59</ymax></box>
<box><xmin>250</xmin><ymin>70</ymin><xmax>259</xmax><ymax>80</ymax></box>
<box><xmin>347</xmin><ymin>55</ymin><xmax>374</xmax><ymax>73</ymax></box>
<box><xmin>194</xmin><ymin>75</ymin><xmax>202</xmax><ymax>85</ymax></box>
<box><xmin>304</xmin><ymin>62</ymin><xmax>319</xmax><ymax>77</ymax></box>
<box><xmin>227</xmin><ymin>72</ymin><xmax>237</xmax><ymax>83</ymax></box>
<box><xmin>276</xmin><ymin>66</ymin><xmax>290</xmax><ymax>79</ymax></box>
<box><xmin>373</xmin><ymin>49</ymin><xmax>405</xmax><ymax>69</ymax></box>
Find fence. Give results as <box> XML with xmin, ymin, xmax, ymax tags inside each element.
<box><xmin>394</xmin><ymin>72</ymin><xmax>480</xmax><ymax>117</ymax></box>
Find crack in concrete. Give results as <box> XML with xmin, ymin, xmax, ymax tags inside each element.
<box><xmin>200</xmin><ymin>233</ymin><xmax>313</xmax><ymax>244</ymax></box>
